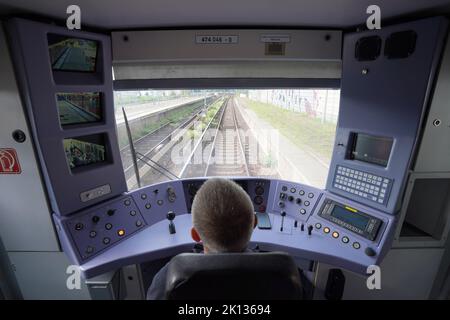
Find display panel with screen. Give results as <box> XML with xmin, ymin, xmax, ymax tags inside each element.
<box><xmin>63</xmin><ymin>134</ymin><xmax>107</xmax><ymax>170</ymax></box>
<box><xmin>57</xmin><ymin>92</ymin><xmax>102</xmax><ymax>126</ymax></box>
<box><xmin>349</xmin><ymin>133</ymin><xmax>393</xmax><ymax>167</ymax></box>
<box><xmin>48</xmin><ymin>34</ymin><xmax>98</xmax><ymax>72</ymax></box>
<box><xmin>330</xmin><ymin>205</ymin><xmax>371</xmax><ymax>230</ymax></box>
<box><xmin>319</xmin><ymin>199</ymin><xmax>382</xmax><ymax>240</ymax></box>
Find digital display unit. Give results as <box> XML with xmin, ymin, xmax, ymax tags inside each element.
<box><xmin>319</xmin><ymin>199</ymin><xmax>382</xmax><ymax>241</ymax></box>
<box><xmin>47</xmin><ymin>34</ymin><xmax>98</xmax><ymax>72</ymax></box>
<box><xmin>63</xmin><ymin>134</ymin><xmax>107</xmax><ymax>171</ymax></box>
<box><xmin>330</xmin><ymin>205</ymin><xmax>370</xmax><ymax>230</ymax></box>
<box><xmin>57</xmin><ymin>92</ymin><xmax>102</xmax><ymax>126</ymax></box>
<box><xmin>349</xmin><ymin>133</ymin><xmax>393</xmax><ymax>167</ymax></box>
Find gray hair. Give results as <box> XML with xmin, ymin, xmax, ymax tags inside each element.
<box><xmin>192</xmin><ymin>178</ymin><xmax>255</xmax><ymax>253</ymax></box>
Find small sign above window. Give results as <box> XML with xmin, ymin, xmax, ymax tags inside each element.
<box><xmin>260</xmin><ymin>34</ymin><xmax>291</xmax><ymax>43</ymax></box>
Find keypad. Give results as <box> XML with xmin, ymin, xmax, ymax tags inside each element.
<box><xmin>333</xmin><ymin>165</ymin><xmax>392</xmax><ymax>205</ymax></box>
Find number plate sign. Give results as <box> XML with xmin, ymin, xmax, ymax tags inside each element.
<box><xmin>195</xmin><ymin>35</ymin><xmax>239</xmax><ymax>44</ymax></box>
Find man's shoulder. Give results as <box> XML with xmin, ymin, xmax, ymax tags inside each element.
<box><xmin>146</xmin><ymin>263</ymin><xmax>170</xmax><ymax>300</ymax></box>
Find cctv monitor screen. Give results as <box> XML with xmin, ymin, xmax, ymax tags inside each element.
<box><xmin>350</xmin><ymin>133</ymin><xmax>393</xmax><ymax>167</ymax></box>
<box><xmin>63</xmin><ymin>134</ymin><xmax>107</xmax><ymax>171</ymax></box>
<box><xmin>48</xmin><ymin>34</ymin><xmax>98</xmax><ymax>72</ymax></box>
<box><xmin>57</xmin><ymin>92</ymin><xmax>102</xmax><ymax>126</ymax></box>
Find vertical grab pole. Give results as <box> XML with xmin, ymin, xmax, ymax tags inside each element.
<box><xmin>122</xmin><ymin>107</ymin><xmax>141</xmax><ymax>188</ymax></box>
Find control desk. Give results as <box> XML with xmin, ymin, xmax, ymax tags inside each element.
<box><xmin>53</xmin><ymin>177</ymin><xmax>396</xmax><ymax>278</ymax></box>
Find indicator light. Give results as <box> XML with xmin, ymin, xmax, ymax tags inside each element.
<box><xmin>344</xmin><ymin>206</ymin><xmax>358</xmax><ymax>213</ymax></box>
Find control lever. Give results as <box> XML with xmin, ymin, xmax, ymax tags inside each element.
<box><xmin>301</xmin><ymin>223</ymin><xmax>304</xmax><ymax>231</ymax></box>
<box><xmin>167</xmin><ymin>211</ymin><xmax>176</xmax><ymax>234</ymax></box>
<box><xmin>308</xmin><ymin>225</ymin><xmax>313</xmax><ymax>236</ymax></box>
<box><xmin>280</xmin><ymin>211</ymin><xmax>286</xmax><ymax>232</ymax></box>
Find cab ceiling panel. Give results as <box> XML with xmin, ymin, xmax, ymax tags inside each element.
<box><xmin>112</xmin><ymin>29</ymin><xmax>342</xmax><ymax>80</ymax></box>
<box><xmin>0</xmin><ymin>0</ymin><xmax>450</xmax><ymax>29</ymax></box>
<box><xmin>112</xmin><ymin>30</ymin><xmax>341</xmax><ymax>62</ymax></box>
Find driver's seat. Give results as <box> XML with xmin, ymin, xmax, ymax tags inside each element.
<box><xmin>163</xmin><ymin>251</ymin><xmax>304</xmax><ymax>300</ymax></box>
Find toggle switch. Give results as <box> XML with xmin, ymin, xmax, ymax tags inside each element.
<box><xmin>280</xmin><ymin>211</ymin><xmax>286</xmax><ymax>232</ymax></box>
<box><xmin>308</xmin><ymin>225</ymin><xmax>313</xmax><ymax>236</ymax></box>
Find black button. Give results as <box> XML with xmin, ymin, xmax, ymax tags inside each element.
<box><xmin>288</xmin><ymin>195</ymin><xmax>294</xmax><ymax>202</ymax></box>
<box><xmin>255</xmin><ymin>186</ymin><xmax>264</xmax><ymax>195</ymax></box>
<box><xmin>296</xmin><ymin>198</ymin><xmax>302</xmax><ymax>205</ymax></box>
<box><xmin>282</xmin><ymin>186</ymin><xmax>287</xmax><ymax>192</ymax></box>
<box><xmin>278</xmin><ymin>201</ymin><xmax>285</xmax><ymax>208</ymax></box>
<box><xmin>107</xmin><ymin>209</ymin><xmax>116</xmax><ymax>216</ymax></box>
<box><xmin>75</xmin><ymin>223</ymin><xmax>84</xmax><ymax>231</ymax></box>
<box><xmin>365</xmin><ymin>247</ymin><xmax>376</xmax><ymax>257</ymax></box>
<box><xmin>253</xmin><ymin>196</ymin><xmax>263</xmax><ymax>205</ymax></box>
<box><xmin>105</xmin><ymin>223</ymin><xmax>113</xmax><ymax>230</ymax></box>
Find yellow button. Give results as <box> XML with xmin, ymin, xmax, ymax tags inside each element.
<box><xmin>117</xmin><ymin>229</ymin><xmax>125</xmax><ymax>237</ymax></box>
<box><xmin>323</xmin><ymin>227</ymin><xmax>330</xmax><ymax>234</ymax></box>
<box><xmin>332</xmin><ymin>231</ymin><xmax>339</xmax><ymax>239</ymax></box>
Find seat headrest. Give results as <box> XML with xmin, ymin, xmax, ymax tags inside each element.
<box><xmin>165</xmin><ymin>251</ymin><xmax>303</xmax><ymax>300</ymax></box>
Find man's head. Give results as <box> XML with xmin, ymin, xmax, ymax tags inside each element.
<box><xmin>191</xmin><ymin>178</ymin><xmax>256</xmax><ymax>253</ymax></box>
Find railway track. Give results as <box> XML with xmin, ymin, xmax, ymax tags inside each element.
<box><xmin>121</xmin><ymin>100</ymin><xmax>217</xmax><ymax>181</ymax></box>
<box><xmin>136</xmin><ymin>96</ymin><xmax>278</xmax><ymax>187</ymax></box>
<box><xmin>128</xmin><ymin>98</ymin><xmax>227</xmax><ymax>187</ymax></box>
<box><xmin>205</xmin><ymin>98</ymin><xmax>250</xmax><ymax>177</ymax></box>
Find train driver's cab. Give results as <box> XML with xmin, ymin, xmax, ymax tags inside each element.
<box><xmin>0</xmin><ymin>1</ymin><xmax>449</xmax><ymax>302</ymax></box>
